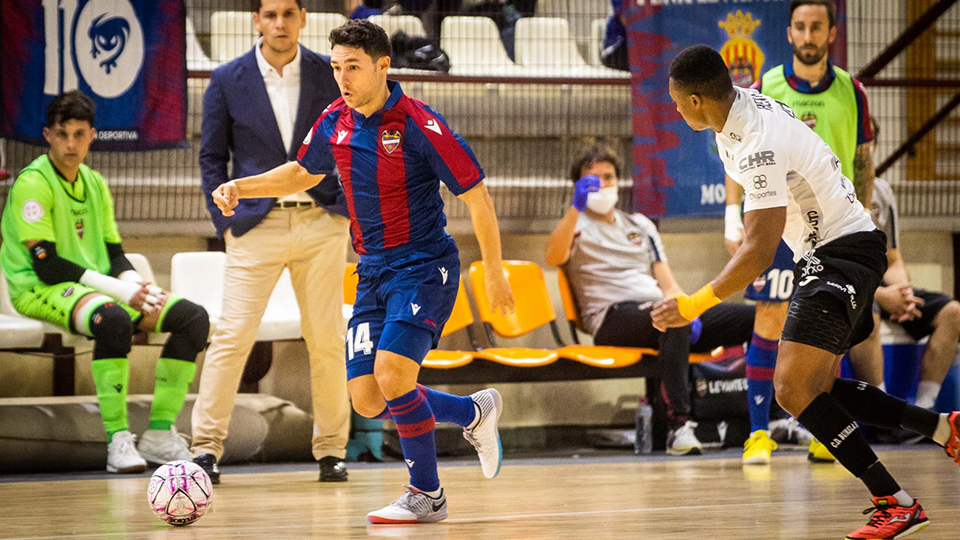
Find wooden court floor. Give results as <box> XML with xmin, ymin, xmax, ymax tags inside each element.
<box><xmin>2</xmin><ymin>448</ymin><xmax>959</xmax><ymax>540</ymax></box>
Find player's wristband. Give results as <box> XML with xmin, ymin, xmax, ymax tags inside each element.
<box><xmin>80</xmin><ymin>270</ymin><xmax>142</xmax><ymax>305</ymax></box>
<box><xmin>675</xmin><ymin>284</ymin><xmax>721</xmax><ymax>322</ymax></box>
<box><xmin>724</xmin><ymin>204</ymin><xmax>744</xmax><ymax>243</ymax></box>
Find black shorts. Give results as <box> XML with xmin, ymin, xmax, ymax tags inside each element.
<box><xmin>881</xmin><ymin>288</ymin><xmax>954</xmax><ymax>341</ymax></box>
<box><xmin>781</xmin><ymin>230</ymin><xmax>888</xmax><ymax>355</ymax></box>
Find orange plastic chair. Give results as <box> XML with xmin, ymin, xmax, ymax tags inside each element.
<box><xmin>557</xmin><ymin>266</ymin><xmax>726</xmax><ymax>365</ymax></box>
<box><xmin>422</xmin><ymin>278</ymin><xmax>475</xmax><ymax>369</ymax></box>
<box><xmin>343</xmin><ymin>263</ymin><xmax>359</xmax><ymax>305</ymax></box>
<box><xmin>468</xmin><ymin>261</ymin><xmax>559</xmax><ymax>367</ymax></box>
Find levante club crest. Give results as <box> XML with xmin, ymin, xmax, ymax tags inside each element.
<box><xmin>718</xmin><ymin>10</ymin><xmax>765</xmax><ymax>88</ymax></box>
<box><xmin>381</xmin><ymin>130</ymin><xmax>401</xmax><ymax>154</ymax></box>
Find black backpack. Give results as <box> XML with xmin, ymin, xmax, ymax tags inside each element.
<box><xmin>390</xmin><ymin>31</ymin><xmax>451</xmax><ymax>72</ymax></box>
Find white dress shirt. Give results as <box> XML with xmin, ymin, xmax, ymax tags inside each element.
<box><xmin>255</xmin><ymin>37</ymin><xmax>312</xmax><ymax>203</ymax></box>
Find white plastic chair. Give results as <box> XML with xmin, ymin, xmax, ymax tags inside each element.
<box><xmin>210</xmin><ymin>11</ymin><xmax>257</xmax><ymax>63</ymax></box>
<box><xmin>440</xmin><ymin>16</ymin><xmax>524</xmax><ymax>76</ymax></box>
<box><xmin>170</xmin><ymin>252</ymin><xmax>302</xmax><ymax>341</ymax></box>
<box><xmin>300</xmin><ymin>12</ymin><xmax>348</xmax><ymax>55</ymax></box>
<box><xmin>368</xmin><ymin>14</ymin><xmax>427</xmax><ymax>38</ymax></box>
<box><xmin>0</xmin><ymin>266</ymin><xmax>84</xmax><ymax>347</ymax></box>
<box><xmin>0</xmin><ymin>270</ymin><xmax>44</xmax><ymax>349</ymax></box>
<box><xmin>589</xmin><ymin>18</ymin><xmax>605</xmax><ymax>66</ymax></box>
<box><xmin>187</xmin><ymin>16</ymin><xmax>220</xmax><ymax>71</ymax></box>
<box><xmin>515</xmin><ymin>17</ymin><xmax>587</xmax><ymax>75</ymax></box>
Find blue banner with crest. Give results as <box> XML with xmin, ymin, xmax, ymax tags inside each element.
<box><xmin>0</xmin><ymin>0</ymin><xmax>186</xmax><ymax>150</ymax></box>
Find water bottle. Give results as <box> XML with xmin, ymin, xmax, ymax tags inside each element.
<box><xmin>634</xmin><ymin>397</ymin><xmax>653</xmax><ymax>454</ymax></box>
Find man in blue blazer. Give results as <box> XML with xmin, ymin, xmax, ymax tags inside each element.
<box><xmin>193</xmin><ymin>0</ymin><xmax>351</xmax><ymax>484</ymax></box>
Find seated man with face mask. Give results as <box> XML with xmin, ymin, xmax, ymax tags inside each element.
<box><xmin>546</xmin><ymin>144</ymin><xmax>755</xmax><ymax>455</ymax></box>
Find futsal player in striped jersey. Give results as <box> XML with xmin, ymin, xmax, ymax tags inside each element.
<box><xmin>213</xmin><ymin>20</ymin><xmax>514</xmax><ymax>524</ymax></box>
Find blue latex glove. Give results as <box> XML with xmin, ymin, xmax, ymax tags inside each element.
<box><xmin>573</xmin><ymin>175</ymin><xmax>601</xmax><ymax>211</ymax></box>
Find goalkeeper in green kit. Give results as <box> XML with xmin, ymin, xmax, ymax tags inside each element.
<box><xmin>0</xmin><ymin>92</ymin><xmax>210</xmax><ymax>473</ymax></box>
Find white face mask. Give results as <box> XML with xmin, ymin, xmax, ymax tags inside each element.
<box><xmin>586</xmin><ymin>186</ymin><xmax>618</xmax><ymax>214</ymax></box>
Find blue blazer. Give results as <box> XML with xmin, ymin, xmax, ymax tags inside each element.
<box><xmin>199</xmin><ymin>45</ymin><xmax>347</xmax><ymax>238</ymax></box>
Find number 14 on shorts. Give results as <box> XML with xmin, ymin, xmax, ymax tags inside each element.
<box><xmin>347</xmin><ymin>323</ymin><xmax>374</xmax><ymax>360</ymax></box>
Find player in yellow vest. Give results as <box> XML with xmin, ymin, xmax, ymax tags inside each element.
<box><xmin>0</xmin><ymin>92</ymin><xmax>210</xmax><ymax>473</ymax></box>
<box><xmin>725</xmin><ymin>0</ymin><xmax>876</xmax><ymax>466</ymax></box>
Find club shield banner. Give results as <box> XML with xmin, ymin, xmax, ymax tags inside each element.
<box><xmin>0</xmin><ymin>0</ymin><xmax>186</xmax><ymax>150</ymax></box>
<box><xmin>626</xmin><ymin>1</ymin><xmax>846</xmax><ymax>218</ymax></box>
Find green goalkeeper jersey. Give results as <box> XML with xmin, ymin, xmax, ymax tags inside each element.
<box><xmin>1</xmin><ymin>154</ymin><xmax>122</xmax><ymax>301</ymax></box>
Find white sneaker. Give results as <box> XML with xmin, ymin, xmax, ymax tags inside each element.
<box><xmin>769</xmin><ymin>417</ymin><xmax>814</xmax><ymax>446</ymax></box>
<box><xmin>107</xmin><ymin>430</ymin><xmax>147</xmax><ymax>473</ymax></box>
<box><xmin>666</xmin><ymin>421</ymin><xmax>703</xmax><ymax>456</ymax></box>
<box><xmin>463</xmin><ymin>388</ymin><xmax>503</xmax><ymax>478</ymax></box>
<box><xmin>138</xmin><ymin>426</ymin><xmax>193</xmax><ymax>464</ymax></box>
<box><xmin>367</xmin><ymin>487</ymin><xmax>448</xmax><ymax>524</ymax></box>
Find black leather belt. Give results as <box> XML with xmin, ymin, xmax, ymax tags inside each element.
<box><xmin>274</xmin><ymin>200</ymin><xmax>315</xmax><ymax>209</ymax></box>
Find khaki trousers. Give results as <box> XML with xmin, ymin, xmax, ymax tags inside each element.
<box><xmin>191</xmin><ymin>206</ymin><xmax>351</xmax><ymax>460</ymax></box>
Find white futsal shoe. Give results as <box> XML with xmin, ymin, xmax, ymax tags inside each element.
<box><xmin>666</xmin><ymin>420</ymin><xmax>703</xmax><ymax>456</ymax></box>
<box><xmin>106</xmin><ymin>430</ymin><xmax>147</xmax><ymax>473</ymax></box>
<box><xmin>367</xmin><ymin>487</ymin><xmax>448</xmax><ymax>524</ymax></box>
<box><xmin>138</xmin><ymin>426</ymin><xmax>193</xmax><ymax>464</ymax></box>
<box><xmin>463</xmin><ymin>388</ymin><xmax>504</xmax><ymax>478</ymax></box>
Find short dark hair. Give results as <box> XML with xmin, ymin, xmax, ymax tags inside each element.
<box><xmin>329</xmin><ymin>19</ymin><xmax>392</xmax><ymax>60</ymax></box>
<box><xmin>570</xmin><ymin>144</ymin><xmax>622</xmax><ymax>183</ymax></box>
<box><xmin>252</xmin><ymin>0</ymin><xmax>302</xmax><ymax>12</ymax></box>
<box><xmin>45</xmin><ymin>91</ymin><xmax>95</xmax><ymax>128</ymax></box>
<box><xmin>669</xmin><ymin>45</ymin><xmax>734</xmax><ymax>101</ymax></box>
<box><xmin>790</xmin><ymin>0</ymin><xmax>836</xmax><ymax>28</ymax></box>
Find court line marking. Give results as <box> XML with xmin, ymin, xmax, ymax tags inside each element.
<box><xmin>3</xmin><ymin>501</ymin><xmax>782</xmax><ymax>539</ymax></box>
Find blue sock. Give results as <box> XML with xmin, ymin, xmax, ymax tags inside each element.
<box><xmin>746</xmin><ymin>333</ymin><xmax>778</xmax><ymax>433</ymax></box>
<box><xmin>373</xmin><ymin>385</ymin><xmax>477</xmax><ymax>428</ymax></box>
<box><xmin>418</xmin><ymin>384</ymin><xmax>476</xmax><ymax>427</ymax></box>
<box><xmin>387</xmin><ymin>388</ymin><xmax>440</xmax><ymax>492</ymax></box>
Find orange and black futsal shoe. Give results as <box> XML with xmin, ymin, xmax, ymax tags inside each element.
<box><xmin>845</xmin><ymin>496</ymin><xmax>928</xmax><ymax>539</ymax></box>
<box><xmin>942</xmin><ymin>411</ymin><xmax>960</xmax><ymax>467</ymax></box>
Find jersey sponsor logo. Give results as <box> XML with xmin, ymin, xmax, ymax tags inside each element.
<box><xmin>336</xmin><ymin>129</ymin><xmax>348</xmax><ymax>144</ymax></box>
<box><xmin>381</xmin><ymin>130</ymin><xmax>401</xmax><ymax>154</ymax></box>
<box><xmin>75</xmin><ymin>219</ymin><xmax>85</xmax><ymax>239</ymax></box>
<box><xmin>302</xmin><ymin>128</ymin><xmax>313</xmax><ymax>146</ymax></box>
<box><xmin>747</xmin><ymin>190</ymin><xmax>777</xmax><ymax>201</ymax></box>
<box><xmin>729</xmin><ymin>132</ymin><xmax>742</xmax><ymax>142</ymax></box>
<box><xmin>805</xmin><ymin>210</ymin><xmax>822</xmax><ymax>246</ymax></box>
<box><xmin>411</xmin><ymin>303</ymin><xmax>421</xmax><ymax>315</ymax></box>
<box><xmin>776</xmin><ymin>100</ymin><xmax>797</xmax><ymax>118</ymax></box>
<box><xmin>113</xmin><ymin>383</ymin><xmax>123</xmax><ymax>393</ymax></box>
<box><xmin>438</xmin><ymin>267</ymin><xmax>448</xmax><ymax>284</ymax></box>
<box><xmin>423</xmin><ymin>119</ymin><xmax>442</xmax><ymax>135</ymax></box>
<box><xmin>752</xmin><ymin>274</ymin><xmax>767</xmax><ymax>292</ymax></box>
<box><xmin>798</xmin><ymin>275</ymin><xmax>819</xmax><ymax>287</ymax></box>
<box><xmin>22</xmin><ymin>200</ymin><xmax>44</xmax><ymax>223</ymax></box>
<box><xmin>739</xmin><ymin>151</ymin><xmax>775</xmax><ymax>172</ymax></box>
<box><xmin>801</xmin><ymin>112</ymin><xmax>817</xmax><ymax>129</ymax></box>
<box><xmin>754</xmin><ymin>395</ymin><xmax>764</xmax><ymax>405</ymax></box>
<box><xmin>405</xmin><ymin>459</ymin><xmax>415</xmax><ymax>467</ymax></box>
<box><xmin>753</xmin><ymin>174</ymin><xmax>767</xmax><ymax>190</ymax></box>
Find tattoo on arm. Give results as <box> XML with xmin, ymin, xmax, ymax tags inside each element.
<box><xmin>854</xmin><ymin>143</ymin><xmax>876</xmax><ymax>207</ymax></box>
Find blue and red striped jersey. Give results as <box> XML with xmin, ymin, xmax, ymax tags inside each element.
<box><xmin>297</xmin><ymin>81</ymin><xmax>484</xmax><ymax>255</ymax></box>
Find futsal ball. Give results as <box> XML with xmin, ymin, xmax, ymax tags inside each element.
<box><xmin>147</xmin><ymin>460</ymin><xmax>213</xmax><ymax>526</ymax></box>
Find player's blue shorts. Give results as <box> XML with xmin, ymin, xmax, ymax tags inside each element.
<box><xmin>744</xmin><ymin>239</ymin><xmax>796</xmax><ymax>303</ymax></box>
<box><xmin>346</xmin><ymin>236</ymin><xmax>461</xmax><ymax>380</ymax></box>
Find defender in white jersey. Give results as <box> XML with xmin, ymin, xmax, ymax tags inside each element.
<box><xmin>654</xmin><ymin>45</ymin><xmax>960</xmax><ymax>540</ymax></box>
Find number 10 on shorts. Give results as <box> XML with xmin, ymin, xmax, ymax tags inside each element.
<box><xmin>347</xmin><ymin>323</ymin><xmax>374</xmax><ymax>360</ymax></box>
